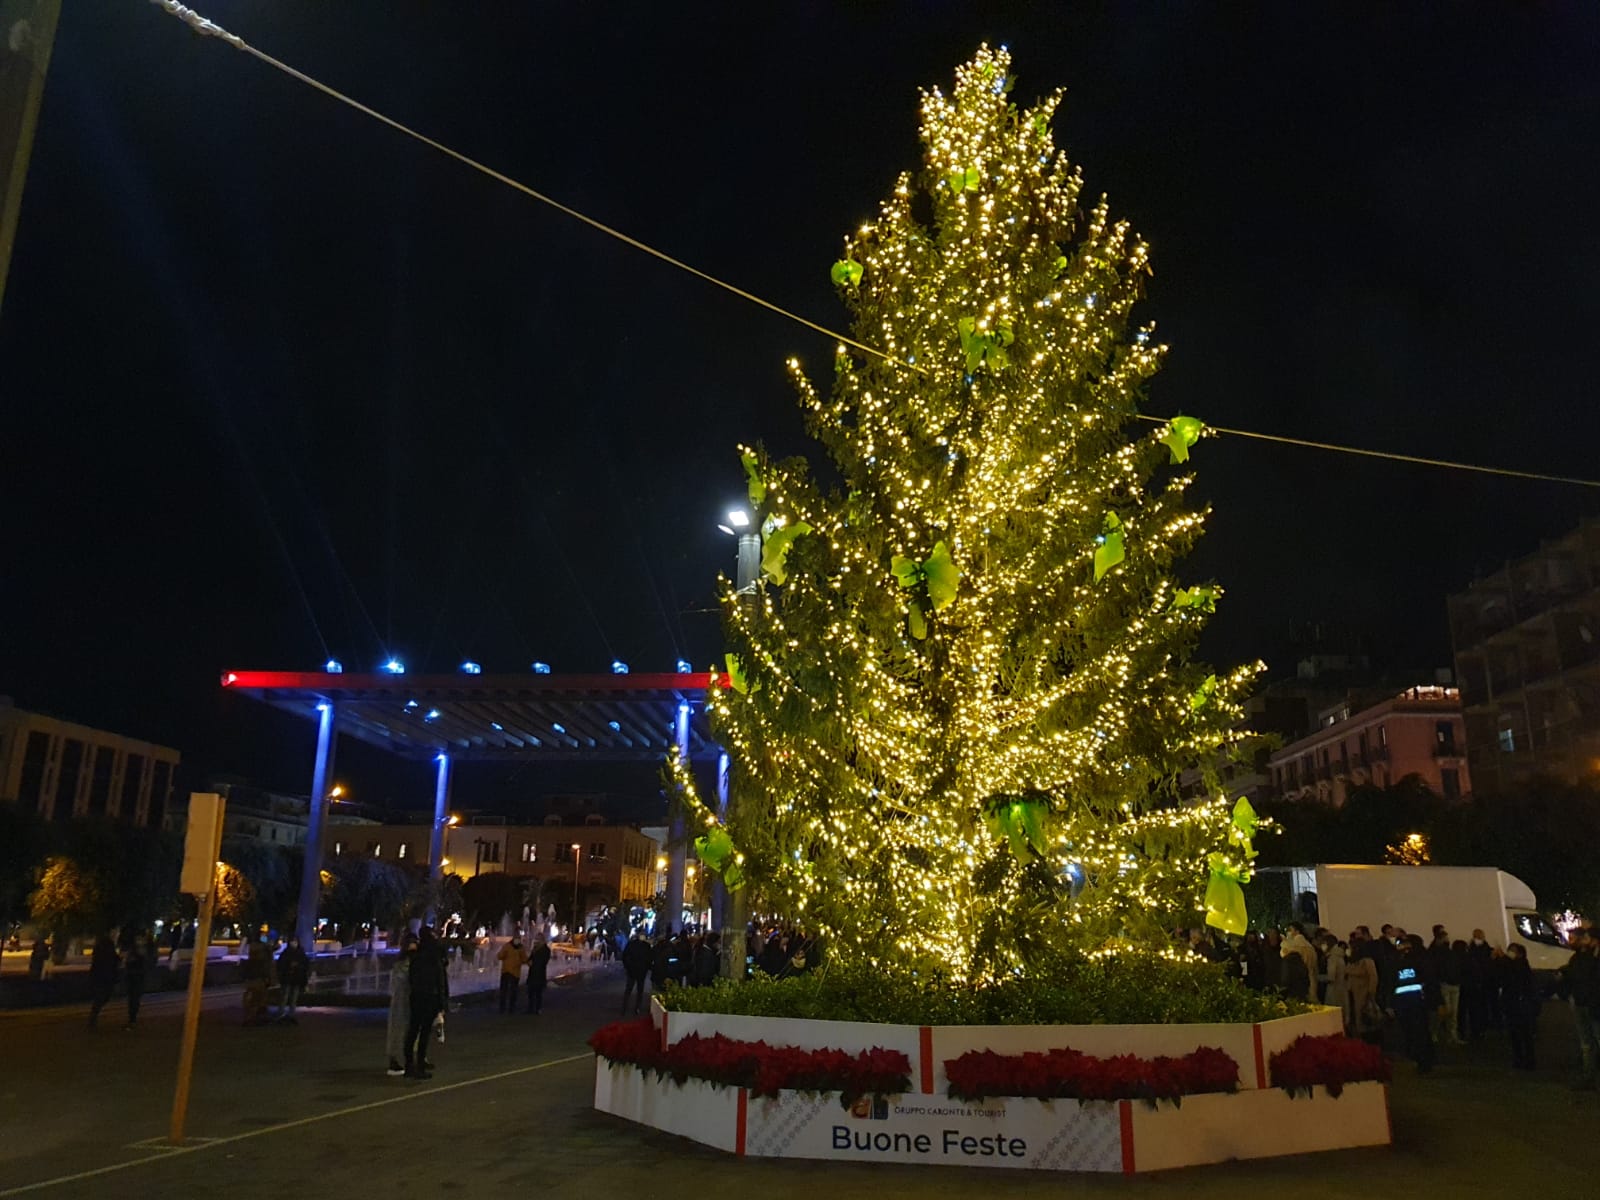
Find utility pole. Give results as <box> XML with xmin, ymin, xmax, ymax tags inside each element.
<box><xmin>0</xmin><ymin>0</ymin><xmax>61</xmax><ymax>316</ymax></box>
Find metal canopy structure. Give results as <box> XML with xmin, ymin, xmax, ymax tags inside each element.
<box><xmin>220</xmin><ymin>670</ymin><xmax>720</xmax><ymax>763</ymax></box>
<box><xmin>223</xmin><ymin>668</ymin><xmax>725</xmax><ymax>947</ymax></box>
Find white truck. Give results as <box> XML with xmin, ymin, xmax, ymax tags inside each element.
<box><xmin>1271</xmin><ymin>864</ymin><xmax>1570</xmax><ymax>972</ymax></box>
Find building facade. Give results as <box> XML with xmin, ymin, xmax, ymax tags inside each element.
<box><xmin>0</xmin><ymin>698</ymin><xmax>178</xmax><ymax>826</ymax></box>
<box><xmin>348</xmin><ymin>815</ymin><xmax>660</xmax><ymax>905</ymax></box>
<box><xmin>1449</xmin><ymin>518</ymin><xmax>1600</xmax><ymax>795</ymax></box>
<box><xmin>1267</xmin><ymin>685</ymin><xmax>1470</xmax><ymax>805</ymax></box>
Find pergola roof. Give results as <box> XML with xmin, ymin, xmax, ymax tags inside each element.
<box><xmin>221</xmin><ymin>670</ymin><xmax>722</xmax><ymax>763</ymax></box>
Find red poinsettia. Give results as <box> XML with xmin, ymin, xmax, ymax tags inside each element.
<box><xmin>943</xmin><ymin>1044</ymin><xmax>1240</xmax><ymax>1108</ymax></box>
<box><xmin>1269</xmin><ymin>1033</ymin><xmax>1391</xmax><ymax>1099</ymax></box>
<box><xmin>588</xmin><ymin>1018</ymin><xmax>912</xmax><ymax>1108</ymax></box>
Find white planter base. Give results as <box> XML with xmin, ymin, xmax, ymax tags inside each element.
<box><xmin>593</xmin><ymin>1063</ymin><xmax>1390</xmax><ymax>1174</ymax></box>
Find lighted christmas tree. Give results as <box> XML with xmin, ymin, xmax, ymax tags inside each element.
<box><xmin>676</xmin><ymin>47</ymin><xmax>1258</xmax><ymax>981</ymax></box>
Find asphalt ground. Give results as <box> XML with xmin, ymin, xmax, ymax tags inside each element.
<box><xmin>0</xmin><ymin>965</ymin><xmax>1594</xmax><ymax>1200</ymax></box>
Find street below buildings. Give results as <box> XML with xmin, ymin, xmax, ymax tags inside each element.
<box><xmin>0</xmin><ymin>963</ymin><xmax>1594</xmax><ymax>1199</ymax></box>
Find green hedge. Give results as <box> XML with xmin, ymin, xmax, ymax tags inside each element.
<box><xmin>659</xmin><ymin>955</ymin><xmax>1306</xmax><ymax>1026</ymax></box>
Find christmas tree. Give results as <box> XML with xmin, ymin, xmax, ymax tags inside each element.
<box><xmin>677</xmin><ymin>46</ymin><xmax>1257</xmax><ymax>981</ymax></box>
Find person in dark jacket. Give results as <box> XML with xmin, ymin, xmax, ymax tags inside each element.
<box><xmin>1241</xmin><ymin>932</ymin><xmax>1266</xmax><ymax>991</ymax></box>
<box><xmin>1391</xmin><ymin>935</ymin><xmax>1436</xmax><ymax>1073</ymax></box>
<box><xmin>1461</xmin><ymin>929</ymin><xmax>1492</xmax><ymax>1041</ymax></box>
<box><xmin>651</xmin><ymin>934</ymin><xmax>677</xmax><ymax>992</ymax></box>
<box><xmin>276</xmin><ymin>935</ymin><xmax>310</xmax><ymax>1023</ymax></box>
<box><xmin>122</xmin><ymin>932</ymin><xmax>149</xmax><ymax>1030</ymax></box>
<box><xmin>28</xmin><ymin>937</ymin><xmax>48</xmax><ymax>982</ymax></box>
<box><xmin>404</xmin><ymin>928</ymin><xmax>448</xmax><ymax>1079</ymax></box>
<box><xmin>87</xmin><ymin>931</ymin><xmax>118</xmax><ymax>1029</ymax></box>
<box><xmin>526</xmin><ymin>936</ymin><xmax>551</xmax><ymax>1014</ymax></box>
<box><xmin>620</xmin><ymin>930</ymin><xmax>652</xmax><ymax>1015</ymax></box>
<box><xmin>1555</xmin><ymin>927</ymin><xmax>1600</xmax><ymax>1089</ymax></box>
<box><xmin>690</xmin><ymin>933</ymin><xmax>720</xmax><ymax>987</ymax></box>
<box><xmin>1501</xmin><ymin>943</ymin><xmax>1539</xmax><ymax>1070</ymax></box>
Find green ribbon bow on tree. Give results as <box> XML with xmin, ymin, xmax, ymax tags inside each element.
<box><xmin>1190</xmin><ymin>674</ymin><xmax>1219</xmax><ymax>713</ymax></box>
<box><xmin>891</xmin><ymin>540</ymin><xmax>960</xmax><ymax>640</ymax></box>
<box><xmin>740</xmin><ymin>450</ymin><xmax>765</xmax><ymax>506</ymax></box>
<box><xmin>947</xmin><ymin>166</ymin><xmax>981</xmax><ymax>195</ymax></box>
<box><xmin>1093</xmin><ymin>513</ymin><xmax>1125</xmax><ymax>581</ymax></box>
<box><xmin>831</xmin><ymin>259</ymin><xmax>863</xmax><ymax>287</ymax></box>
<box><xmin>723</xmin><ymin>652</ymin><xmax>752</xmax><ymax>695</ymax></box>
<box><xmin>694</xmin><ymin>826</ymin><xmax>744</xmax><ymax>891</ymax></box>
<box><xmin>1172</xmin><ymin>585</ymin><xmax>1217</xmax><ymax>613</ymax></box>
<box><xmin>957</xmin><ymin>316</ymin><xmax>1013</xmax><ymax>372</ymax></box>
<box><xmin>1204</xmin><ymin>797</ymin><xmax>1260</xmax><ymax>937</ymax></box>
<box><xmin>1159</xmin><ymin>415</ymin><xmax>1205</xmax><ymax>464</ymax></box>
<box><xmin>983</xmin><ymin>792</ymin><xmax>1052</xmax><ymax>864</ymax></box>
<box><xmin>761</xmin><ymin>521</ymin><xmax>812</xmax><ymax>586</ymax></box>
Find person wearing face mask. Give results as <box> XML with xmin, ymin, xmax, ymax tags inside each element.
<box><xmin>497</xmin><ymin>934</ymin><xmax>529</xmax><ymax>1014</ymax></box>
<box><xmin>386</xmin><ymin>932</ymin><xmax>417</xmax><ymax>1077</ymax></box>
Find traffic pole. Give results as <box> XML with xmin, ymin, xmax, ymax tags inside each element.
<box><xmin>170</xmin><ymin>793</ymin><xmax>226</xmax><ymax>1145</ymax></box>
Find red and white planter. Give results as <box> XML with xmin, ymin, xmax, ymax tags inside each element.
<box><xmin>591</xmin><ymin>1001</ymin><xmax>1390</xmax><ymax>1174</ymax></box>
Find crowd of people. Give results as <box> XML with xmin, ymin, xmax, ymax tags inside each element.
<box><xmin>1180</xmin><ymin>920</ymin><xmax>1600</xmax><ymax>1084</ymax></box>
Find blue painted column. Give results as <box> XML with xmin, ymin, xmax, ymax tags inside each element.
<box><xmin>425</xmin><ymin>752</ymin><xmax>452</xmax><ymax>925</ymax></box>
<box><xmin>295</xmin><ymin>701</ymin><xmax>338</xmax><ymax>948</ymax></box>
<box><xmin>663</xmin><ymin>701</ymin><xmax>690</xmax><ymax>933</ymax></box>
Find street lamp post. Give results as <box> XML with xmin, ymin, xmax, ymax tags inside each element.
<box><xmin>717</xmin><ymin>508</ymin><xmax>760</xmax><ymax>979</ymax></box>
<box><xmin>570</xmin><ymin>843</ymin><xmax>582</xmax><ymax>939</ymax></box>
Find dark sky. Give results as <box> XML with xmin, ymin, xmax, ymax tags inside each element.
<box><xmin>2</xmin><ymin>1</ymin><xmax>1597</xmax><ymax>808</ymax></box>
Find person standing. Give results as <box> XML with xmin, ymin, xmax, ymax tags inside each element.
<box><xmin>1462</xmin><ymin>929</ymin><xmax>1492</xmax><ymax>1041</ymax></box>
<box><xmin>1320</xmin><ymin>936</ymin><xmax>1348</xmax><ymax>1026</ymax></box>
<box><xmin>526</xmin><ymin>935</ymin><xmax>551</xmax><ymax>1014</ymax></box>
<box><xmin>386</xmin><ymin>933</ymin><xmax>415</xmax><ymax>1077</ymax></box>
<box><xmin>1391</xmin><ymin>935</ymin><xmax>1436</xmax><ymax>1074</ymax></box>
<box><xmin>241</xmin><ymin>931</ymin><xmax>272</xmax><ymax>1026</ymax></box>
<box><xmin>1346</xmin><ymin>936</ymin><xmax>1380</xmax><ymax>1041</ymax></box>
<box><xmin>404</xmin><ymin>928</ymin><xmax>447</xmax><ymax>1080</ymax></box>
<box><xmin>1555</xmin><ymin>927</ymin><xmax>1600</xmax><ymax>1090</ymax></box>
<box><xmin>28</xmin><ymin>936</ymin><xmax>48</xmax><ymax>982</ymax></box>
<box><xmin>276</xmin><ymin>935</ymin><xmax>310</xmax><ymax>1023</ymax></box>
<box><xmin>1281</xmin><ymin>924</ymin><xmax>1318</xmax><ymax>1002</ymax></box>
<box><xmin>1501</xmin><ymin>943</ymin><xmax>1539</xmax><ymax>1070</ymax></box>
<box><xmin>620</xmin><ymin>929</ymin><xmax>652</xmax><ymax>1015</ymax></box>
<box><xmin>1432</xmin><ymin>934</ymin><xmax>1464</xmax><ymax>1046</ymax></box>
<box><xmin>496</xmin><ymin>935</ymin><xmax>528</xmax><ymax>1014</ymax></box>
<box><xmin>87</xmin><ymin>930</ymin><xmax>118</xmax><ymax>1029</ymax></box>
<box><xmin>122</xmin><ymin>932</ymin><xmax>149</xmax><ymax>1030</ymax></box>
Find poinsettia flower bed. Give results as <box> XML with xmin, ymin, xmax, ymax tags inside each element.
<box><xmin>588</xmin><ymin>1017</ymin><xmax>912</xmax><ymax>1106</ymax></box>
<box><xmin>944</xmin><ymin>1044</ymin><xmax>1240</xmax><ymax>1107</ymax></box>
<box><xmin>1269</xmin><ymin>1033</ymin><xmax>1391</xmax><ymax>1098</ymax></box>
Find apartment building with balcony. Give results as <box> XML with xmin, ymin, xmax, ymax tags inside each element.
<box><xmin>1267</xmin><ymin>685</ymin><xmax>1469</xmax><ymax>805</ymax></box>
<box><xmin>1449</xmin><ymin>518</ymin><xmax>1600</xmax><ymax>795</ymax></box>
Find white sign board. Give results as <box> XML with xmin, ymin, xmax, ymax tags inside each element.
<box><xmin>179</xmin><ymin>792</ymin><xmax>224</xmax><ymax>895</ymax></box>
<box><xmin>744</xmin><ymin>1091</ymin><xmax>1124</xmax><ymax>1172</ymax></box>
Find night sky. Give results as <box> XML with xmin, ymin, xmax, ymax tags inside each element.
<box><xmin>2</xmin><ymin>2</ymin><xmax>1597</xmax><ymax>809</ymax></box>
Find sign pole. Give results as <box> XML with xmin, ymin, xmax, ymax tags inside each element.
<box><xmin>170</xmin><ymin>793</ymin><xmax>226</xmax><ymax>1146</ymax></box>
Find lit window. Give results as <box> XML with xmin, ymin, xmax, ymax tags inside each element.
<box><xmin>372</xmin><ymin>844</ymin><xmax>382</xmax><ymax>857</ymax></box>
<box><xmin>1498</xmin><ymin>728</ymin><xmax>1516</xmax><ymax>753</ymax></box>
<box><xmin>333</xmin><ymin>841</ymin><xmax>342</xmax><ymax>856</ymax></box>
<box><xmin>398</xmin><ymin>843</ymin><xmax>408</xmax><ymax>859</ymax></box>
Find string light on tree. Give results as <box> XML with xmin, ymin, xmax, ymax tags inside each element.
<box><xmin>671</xmin><ymin>47</ymin><xmax>1259</xmax><ymax>981</ymax></box>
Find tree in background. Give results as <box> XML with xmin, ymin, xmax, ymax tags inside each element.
<box><xmin>461</xmin><ymin>872</ymin><xmax>522</xmax><ymax>931</ymax></box>
<box><xmin>672</xmin><ymin>47</ymin><xmax>1254</xmax><ymax>980</ymax></box>
<box><xmin>29</xmin><ymin>856</ymin><xmax>104</xmax><ymax>957</ymax></box>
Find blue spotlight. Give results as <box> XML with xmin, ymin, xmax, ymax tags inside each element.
<box><xmin>676</xmin><ymin>659</ymin><xmax>693</xmax><ymax>673</ymax></box>
<box><xmin>611</xmin><ymin>660</ymin><xmax>630</xmax><ymax>675</ymax></box>
<box><xmin>460</xmin><ymin>661</ymin><xmax>482</xmax><ymax>675</ymax></box>
<box><xmin>531</xmin><ymin>661</ymin><xmax>552</xmax><ymax>675</ymax></box>
<box><xmin>324</xmin><ymin>659</ymin><xmax>344</xmax><ymax>674</ymax></box>
<box><xmin>381</xmin><ymin>659</ymin><xmax>405</xmax><ymax>675</ymax></box>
